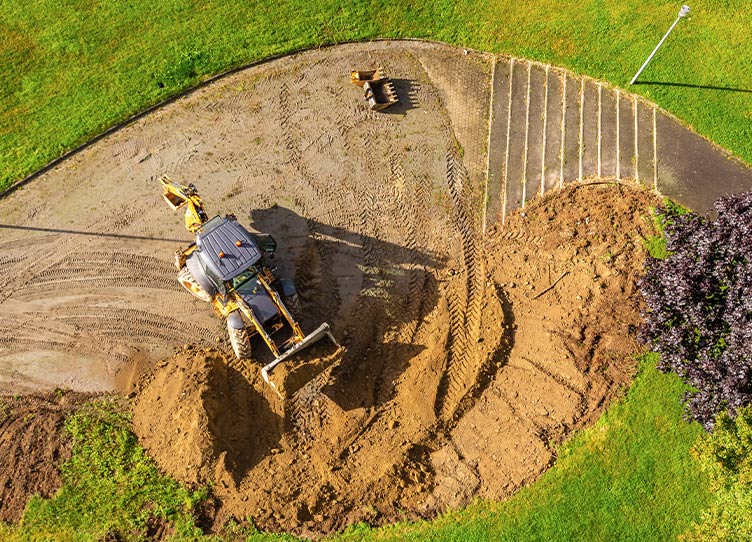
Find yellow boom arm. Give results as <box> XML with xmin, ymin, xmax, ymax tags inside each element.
<box><xmin>159</xmin><ymin>175</ymin><xmax>209</xmax><ymax>232</ymax></box>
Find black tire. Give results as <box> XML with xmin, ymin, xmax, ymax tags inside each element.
<box><xmin>177</xmin><ymin>267</ymin><xmax>212</xmax><ymax>302</ymax></box>
<box><xmin>227</xmin><ymin>323</ymin><xmax>252</xmax><ymax>360</ymax></box>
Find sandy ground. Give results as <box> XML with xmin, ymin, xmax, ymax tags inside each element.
<box><xmin>0</xmin><ymin>41</ymin><xmax>660</xmax><ymax>534</ymax></box>
<box><xmin>0</xmin><ymin>41</ymin><xmax>491</xmax><ymax>394</ymax></box>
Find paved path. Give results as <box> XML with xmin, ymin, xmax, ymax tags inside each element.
<box><xmin>484</xmin><ymin>57</ymin><xmax>752</xmax><ymax>227</ymax></box>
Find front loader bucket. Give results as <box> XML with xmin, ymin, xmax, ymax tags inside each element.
<box><xmin>261</xmin><ymin>323</ymin><xmax>339</xmax><ymax>395</ymax></box>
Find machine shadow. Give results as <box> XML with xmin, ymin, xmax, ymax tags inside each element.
<box><xmin>381</xmin><ymin>79</ymin><xmax>420</xmax><ymax>113</ymax></box>
<box><xmin>249</xmin><ymin>205</ymin><xmax>446</xmax><ymax>412</ymax></box>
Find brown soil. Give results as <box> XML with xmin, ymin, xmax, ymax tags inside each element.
<box><xmin>0</xmin><ymin>41</ymin><xmax>489</xmax><ymax>395</ymax></box>
<box><xmin>0</xmin><ymin>41</ymin><xmax>662</xmax><ymax>535</ymax></box>
<box><xmin>132</xmin><ymin>182</ymin><xmax>659</xmax><ymax>536</ymax></box>
<box><xmin>0</xmin><ymin>391</ymin><xmax>92</xmax><ymax>522</ymax></box>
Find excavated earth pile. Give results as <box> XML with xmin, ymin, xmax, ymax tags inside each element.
<box><xmin>132</xmin><ymin>183</ymin><xmax>659</xmax><ymax>535</ymax></box>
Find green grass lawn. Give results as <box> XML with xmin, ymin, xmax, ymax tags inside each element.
<box><xmin>0</xmin><ymin>400</ymin><xmax>206</xmax><ymax>542</ymax></box>
<box><xmin>0</xmin><ymin>2</ymin><xmax>732</xmax><ymax>540</ymax></box>
<box><xmin>2</xmin><ymin>0</ymin><xmax>751</xmax><ymax>191</ymax></box>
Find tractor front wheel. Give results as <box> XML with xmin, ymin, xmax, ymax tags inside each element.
<box><xmin>227</xmin><ymin>323</ymin><xmax>252</xmax><ymax>360</ymax></box>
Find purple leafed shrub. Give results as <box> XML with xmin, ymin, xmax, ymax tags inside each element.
<box><xmin>640</xmin><ymin>192</ymin><xmax>752</xmax><ymax>431</ymax></box>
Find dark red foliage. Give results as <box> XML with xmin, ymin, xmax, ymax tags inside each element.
<box><xmin>640</xmin><ymin>192</ymin><xmax>752</xmax><ymax>431</ymax></box>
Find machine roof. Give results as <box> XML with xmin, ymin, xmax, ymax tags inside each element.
<box><xmin>196</xmin><ymin>217</ymin><xmax>261</xmax><ymax>281</ymax></box>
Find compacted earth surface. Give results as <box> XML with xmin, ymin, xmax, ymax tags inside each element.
<box><xmin>0</xmin><ymin>181</ymin><xmax>659</xmax><ymax>535</ymax></box>
<box><xmin>0</xmin><ymin>41</ymin><xmax>661</xmax><ymax>536</ymax></box>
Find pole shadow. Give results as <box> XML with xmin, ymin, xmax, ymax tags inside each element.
<box><xmin>0</xmin><ymin>223</ymin><xmax>186</xmax><ymax>243</ymax></box>
<box><xmin>634</xmin><ymin>81</ymin><xmax>752</xmax><ymax>93</ymax></box>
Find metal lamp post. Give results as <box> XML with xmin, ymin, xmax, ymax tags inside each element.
<box><xmin>630</xmin><ymin>5</ymin><xmax>690</xmax><ymax>85</ymax></box>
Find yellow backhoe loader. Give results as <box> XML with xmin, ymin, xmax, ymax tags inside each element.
<box><xmin>159</xmin><ymin>175</ymin><xmax>338</xmax><ymax>391</ymax></box>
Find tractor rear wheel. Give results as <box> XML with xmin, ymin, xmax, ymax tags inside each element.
<box><xmin>227</xmin><ymin>323</ymin><xmax>252</xmax><ymax>360</ymax></box>
<box><xmin>177</xmin><ymin>267</ymin><xmax>212</xmax><ymax>302</ymax></box>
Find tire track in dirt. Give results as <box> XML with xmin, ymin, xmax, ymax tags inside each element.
<box><xmin>468</xmin><ymin>300</ymin><xmax>594</xmax><ymax>460</ymax></box>
<box><xmin>13</xmin><ymin>252</ymin><xmax>179</xmax><ymax>295</ymax></box>
<box><xmin>51</xmin><ymin>308</ymin><xmax>218</xmax><ymax>347</ymax></box>
<box><xmin>289</xmin><ymin>376</ymin><xmax>328</xmax><ymax>444</ymax></box>
<box><xmin>0</xmin><ymin>307</ymin><xmax>214</xmax><ymax>390</ymax></box>
<box><xmin>0</xmin><ymin>237</ymin><xmax>76</xmax><ymax>305</ymax></box>
<box><xmin>372</xmin><ymin>157</ymin><xmax>424</xmax><ymax>406</ymax></box>
<box><xmin>498</xmin><ymin>228</ymin><xmax>544</xmax><ymax>246</ymax></box>
<box><xmin>329</xmin><ymin>181</ymin><xmax>385</xmax><ymax>407</ymax></box>
<box><xmin>0</xmin><ymin>234</ymin><xmax>60</xmax><ymax>252</ymax></box>
<box><xmin>435</xmin><ymin>146</ymin><xmax>486</xmax><ymax>421</ymax></box>
<box><xmin>279</xmin><ymin>82</ymin><xmax>302</xmax><ymax>166</ymax></box>
<box><xmin>265</xmin><ymin>63</ymin><xmax>414</xmax><ymax>492</ymax></box>
<box><xmin>0</xmin><ymin>255</ymin><xmax>27</xmax><ymax>275</ymax></box>
<box><xmin>278</xmin><ymin>80</ymin><xmax>344</xmax><ymax>327</ymax></box>
<box><xmin>328</xmin><ymin>117</ymin><xmax>418</xmax><ymax>410</ymax></box>
<box><xmin>274</xmin><ymin>76</ymin><xmax>367</xmax><ymax>451</ymax></box>
<box><xmin>270</xmin><ymin>51</ymin><xmax>491</xmax><ymax>508</ymax></box>
<box><xmin>0</xmin><ymin>206</ymin><xmax>145</xmax><ymax>304</ymax></box>
<box><xmin>0</xmin><ymin>199</ymin><xmax>211</xmax><ymax>388</ymax></box>
<box><xmin>392</xmin><ymin>162</ymin><xmax>432</xmax><ymax>344</ymax></box>
<box><xmin>0</xmin><ymin>335</ymin><xmax>131</xmax><ymax>368</ymax></box>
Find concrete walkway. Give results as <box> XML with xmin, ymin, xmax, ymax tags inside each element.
<box><xmin>484</xmin><ymin>57</ymin><xmax>752</xmax><ymax>227</ymax></box>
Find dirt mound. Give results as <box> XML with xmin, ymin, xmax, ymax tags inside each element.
<box><xmin>0</xmin><ymin>391</ymin><xmax>92</xmax><ymax>522</ymax></box>
<box><xmin>443</xmin><ymin>181</ymin><xmax>657</xmax><ymax>505</ymax></box>
<box><xmin>131</xmin><ymin>182</ymin><xmax>659</xmax><ymax>535</ymax></box>
<box><xmin>132</xmin><ymin>349</ymin><xmax>277</xmax><ymax>489</ymax></box>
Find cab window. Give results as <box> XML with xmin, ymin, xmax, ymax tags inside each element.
<box><xmin>201</xmin><ymin>260</ymin><xmax>226</xmax><ymax>294</ymax></box>
<box><xmin>232</xmin><ymin>266</ymin><xmax>258</xmax><ymax>289</ymax></box>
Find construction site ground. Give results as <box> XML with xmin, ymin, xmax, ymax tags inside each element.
<box><xmin>1</xmin><ymin>41</ymin><xmax>749</xmax><ymax>535</ymax></box>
